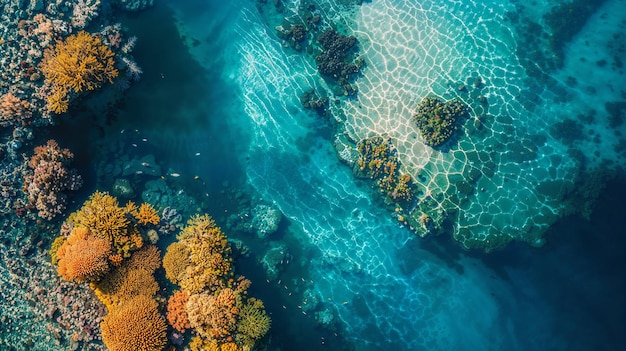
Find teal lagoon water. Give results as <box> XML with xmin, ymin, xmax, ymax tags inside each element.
<box><xmin>49</xmin><ymin>0</ymin><xmax>625</xmax><ymax>350</ymax></box>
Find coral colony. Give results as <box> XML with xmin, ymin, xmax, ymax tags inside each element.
<box><xmin>0</xmin><ymin>0</ymin><xmax>623</xmax><ymax>350</ymax></box>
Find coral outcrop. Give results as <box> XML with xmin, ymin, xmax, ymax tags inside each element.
<box><xmin>163</xmin><ymin>214</ymin><xmax>271</xmax><ymax>350</ymax></box>
<box><xmin>355</xmin><ymin>136</ymin><xmax>415</xmax><ymax>203</ymax></box>
<box><xmin>40</xmin><ymin>31</ymin><xmax>119</xmax><ymax>113</ymax></box>
<box><xmin>56</xmin><ymin>227</ymin><xmax>112</xmax><ymax>282</ymax></box>
<box><xmin>167</xmin><ymin>290</ymin><xmax>191</xmax><ymax>333</ymax></box>
<box><xmin>24</xmin><ymin>139</ymin><xmax>82</xmax><ymax>220</ymax></box>
<box><xmin>413</xmin><ymin>96</ymin><xmax>469</xmax><ymax>147</ymax></box>
<box><xmin>100</xmin><ymin>294</ymin><xmax>167</xmax><ymax>351</ymax></box>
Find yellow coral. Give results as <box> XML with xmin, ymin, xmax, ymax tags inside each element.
<box><xmin>162</xmin><ymin>241</ymin><xmax>191</xmax><ymax>285</ymax></box>
<box><xmin>100</xmin><ymin>295</ymin><xmax>167</xmax><ymax>351</ymax></box>
<box><xmin>70</xmin><ymin>191</ymin><xmax>134</xmax><ymax>256</ymax></box>
<box><xmin>237</xmin><ymin>298</ymin><xmax>270</xmax><ymax>341</ymax></box>
<box><xmin>189</xmin><ymin>336</ymin><xmax>220</xmax><ymax>351</ymax></box>
<box><xmin>40</xmin><ymin>31</ymin><xmax>118</xmax><ymax>114</ymax></box>
<box><xmin>49</xmin><ymin>236</ymin><xmax>66</xmax><ymax>265</ymax></box>
<box><xmin>134</xmin><ymin>203</ymin><xmax>160</xmax><ymax>225</ymax></box>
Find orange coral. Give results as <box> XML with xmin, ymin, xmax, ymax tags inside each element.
<box><xmin>40</xmin><ymin>31</ymin><xmax>118</xmax><ymax>114</ymax></box>
<box><xmin>162</xmin><ymin>241</ymin><xmax>191</xmax><ymax>285</ymax></box>
<box><xmin>187</xmin><ymin>288</ymin><xmax>238</xmax><ymax>341</ymax></box>
<box><xmin>166</xmin><ymin>290</ymin><xmax>191</xmax><ymax>333</ymax></box>
<box><xmin>100</xmin><ymin>295</ymin><xmax>167</xmax><ymax>351</ymax></box>
<box><xmin>56</xmin><ymin>227</ymin><xmax>112</xmax><ymax>282</ymax></box>
<box><xmin>134</xmin><ymin>203</ymin><xmax>160</xmax><ymax>225</ymax></box>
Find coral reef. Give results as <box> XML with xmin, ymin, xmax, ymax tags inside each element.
<box><xmin>100</xmin><ymin>294</ymin><xmax>167</xmax><ymax>351</ymax></box>
<box><xmin>163</xmin><ymin>213</ymin><xmax>271</xmax><ymax>350</ymax></box>
<box><xmin>187</xmin><ymin>288</ymin><xmax>239</xmax><ymax>341</ymax></box>
<box><xmin>355</xmin><ymin>136</ymin><xmax>415</xmax><ymax>203</ymax></box>
<box><xmin>56</xmin><ymin>227</ymin><xmax>112</xmax><ymax>282</ymax></box>
<box><xmin>40</xmin><ymin>31</ymin><xmax>119</xmax><ymax>113</ymax></box>
<box><xmin>1</xmin><ymin>228</ymin><xmax>106</xmax><ymax>349</ymax></box>
<box><xmin>413</xmin><ymin>96</ymin><xmax>469</xmax><ymax>147</ymax></box>
<box><xmin>167</xmin><ymin>290</ymin><xmax>191</xmax><ymax>333</ymax></box>
<box><xmin>24</xmin><ymin>139</ymin><xmax>83</xmax><ymax>220</ymax></box>
<box><xmin>315</xmin><ymin>28</ymin><xmax>363</xmax><ymax>95</ymax></box>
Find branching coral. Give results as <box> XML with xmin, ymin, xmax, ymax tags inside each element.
<box><xmin>237</xmin><ymin>298</ymin><xmax>271</xmax><ymax>342</ymax></box>
<box><xmin>69</xmin><ymin>191</ymin><xmax>134</xmax><ymax>256</ymax></box>
<box><xmin>166</xmin><ymin>290</ymin><xmax>191</xmax><ymax>333</ymax></box>
<box><xmin>100</xmin><ymin>294</ymin><xmax>167</xmax><ymax>351</ymax></box>
<box><xmin>24</xmin><ymin>140</ymin><xmax>82</xmax><ymax>220</ymax></box>
<box><xmin>56</xmin><ymin>227</ymin><xmax>112</xmax><ymax>282</ymax></box>
<box><xmin>39</xmin><ymin>30</ymin><xmax>119</xmax><ymax>113</ymax></box>
<box><xmin>168</xmin><ymin>215</ymin><xmax>232</xmax><ymax>293</ymax></box>
<box><xmin>134</xmin><ymin>202</ymin><xmax>160</xmax><ymax>225</ymax></box>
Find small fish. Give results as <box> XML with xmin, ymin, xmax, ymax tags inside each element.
<box><xmin>135</xmin><ymin>171</ymin><xmax>143</xmax><ymax>175</ymax></box>
<box><xmin>195</xmin><ymin>152</ymin><xmax>201</xmax><ymax>156</ymax></box>
<box><xmin>266</xmin><ymin>279</ymin><xmax>270</xmax><ymax>283</ymax></box>
<box><xmin>343</xmin><ymin>301</ymin><xmax>348</xmax><ymax>305</ymax></box>
<box><xmin>282</xmin><ymin>305</ymin><xmax>286</xmax><ymax>309</ymax></box>
<box><xmin>284</xmin><ymin>285</ymin><xmax>288</xmax><ymax>290</ymax></box>
<box><xmin>142</xmin><ymin>138</ymin><xmax>148</xmax><ymax>142</ymax></box>
<box><xmin>141</xmin><ymin>162</ymin><xmax>150</xmax><ymax>167</ymax></box>
<box><xmin>297</xmin><ymin>305</ymin><xmax>302</xmax><ymax>309</ymax></box>
<box><xmin>170</xmin><ymin>173</ymin><xmax>180</xmax><ymax>177</ymax></box>
<box><xmin>288</xmin><ymin>292</ymin><xmax>292</xmax><ymax>296</ymax></box>
<box><xmin>193</xmin><ymin>175</ymin><xmax>199</xmax><ymax>180</ymax></box>
<box><xmin>131</xmin><ymin>143</ymin><xmax>137</xmax><ymax>147</ymax></box>
<box><xmin>277</xmin><ymin>280</ymin><xmax>281</xmax><ymax>285</ymax></box>
<box><xmin>120</xmin><ymin>129</ymin><xmax>125</xmax><ymax>134</ymax></box>
<box><xmin>302</xmin><ymin>311</ymin><xmax>307</xmax><ymax>315</ymax></box>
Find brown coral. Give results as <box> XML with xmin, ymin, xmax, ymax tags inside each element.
<box><xmin>187</xmin><ymin>288</ymin><xmax>238</xmax><ymax>341</ymax></box>
<box><xmin>25</xmin><ymin>140</ymin><xmax>82</xmax><ymax>220</ymax></box>
<box><xmin>56</xmin><ymin>227</ymin><xmax>112</xmax><ymax>282</ymax></box>
<box><xmin>40</xmin><ymin>31</ymin><xmax>119</xmax><ymax>114</ymax></box>
<box><xmin>166</xmin><ymin>290</ymin><xmax>191</xmax><ymax>333</ymax></box>
<box><xmin>0</xmin><ymin>92</ymin><xmax>32</xmax><ymax>127</ymax></box>
<box><xmin>100</xmin><ymin>294</ymin><xmax>167</xmax><ymax>351</ymax></box>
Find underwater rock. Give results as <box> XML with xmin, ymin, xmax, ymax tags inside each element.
<box><xmin>261</xmin><ymin>243</ymin><xmax>291</xmax><ymax>280</ymax></box>
<box><xmin>251</xmin><ymin>204</ymin><xmax>283</xmax><ymax>239</ymax></box>
<box><xmin>111</xmin><ymin>178</ymin><xmax>135</xmax><ymax>199</ymax></box>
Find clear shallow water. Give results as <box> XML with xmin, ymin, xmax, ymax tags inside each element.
<box><xmin>49</xmin><ymin>0</ymin><xmax>625</xmax><ymax>350</ymax></box>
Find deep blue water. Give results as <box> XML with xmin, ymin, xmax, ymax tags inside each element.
<box><xmin>50</xmin><ymin>0</ymin><xmax>626</xmax><ymax>350</ymax></box>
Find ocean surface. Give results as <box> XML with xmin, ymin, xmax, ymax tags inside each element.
<box><xmin>40</xmin><ymin>0</ymin><xmax>626</xmax><ymax>350</ymax></box>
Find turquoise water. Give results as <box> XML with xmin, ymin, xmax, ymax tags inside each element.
<box><xmin>40</xmin><ymin>0</ymin><xmax>625</xmax><ymax>350</ymax></box>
